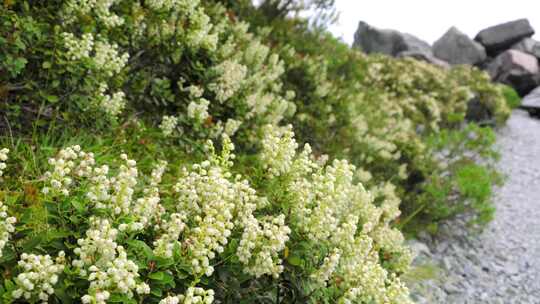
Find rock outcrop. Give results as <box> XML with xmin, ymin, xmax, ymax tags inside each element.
<box><xmin>511</xmin><ymin>38</ymin><xmax>540</xmax><ymax>59</ymax></box>
<box><xmin>433</xmin><ymin>27</ymin><xmax>487</xmax><ymax>65</ymax></box>
<box><xmin>487</xmin><ymin>50</ymin><xmax>539</xmax><ymax>96</ymax></box>
<box><xmin>353</xmin><ymin>19</ymin><xmax>540</xmax><ymax>97</ymax></box>
<box><xmin>353</xmin><ymin>21</ymin><xmax>436</xmax><ymax>62</ymax></box>
<box><xmin>474</xmin><ymin>19</ymin><xmax>535</xmax><ymax>55</ymax></box>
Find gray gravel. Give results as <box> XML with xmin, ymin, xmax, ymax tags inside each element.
<box><xmin>409</xmin><ymin>109</ymin><xmax>540</xmax><ymax>303</ymax></box>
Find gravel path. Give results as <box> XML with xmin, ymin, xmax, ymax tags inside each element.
<box><xmin>410</xmin><ymin>109</ymin><xmax>540</xmax><ymax>304</ymax></box>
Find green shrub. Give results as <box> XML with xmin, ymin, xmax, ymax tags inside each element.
<box><xmin>0</xmin><ymin>0</ymin><xmax>511</xmax><ymax>302</ymax></box>
<box><xmin>403</xmin><ymin>124</ymin><xmax>501</xmax><ymax>231</ymax></box>
<box><xmin>0</xmin><ymin>124</ymin><xmax>413</xmax><ymax>303</ymax></box>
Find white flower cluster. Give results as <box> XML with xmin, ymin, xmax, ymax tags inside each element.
<box><xmin>149</xmin><ymin>160</ymin><xmax>167</xmax><ymax>187</ymax></box>
<box><xmin>173</xmin><ymin>164</ymin><xmax>236</xmax><ymax>276</ymax></box>
<box><xmin>338</xmin><ymin>242</ymin><xmax>413</xmax><ymax>304</ymax></box>
<box><xmin>74</xmin><ymin>218</ymin><xmax>149</xmax><ymax>303</ymax></box>
<box><xmin>187</xmin><ymin>85</ymin><xmax>204</xmax><ymax>99</ymax></box>
<box><xmin>42</xmin><ymin>145</ymin><xmax>95</xmax><ymax>196</ymax></box>
<box><xmin>261</xmin><ymin>127</ymin><xmax>412</xmax><ymax>302</ymax></box>
<box><xmin>65</xmin><ymin>0</ymin><xmax>124</xmax><ymax>27</ymax></box>
<box><xmin>12</xmin><ymin>252</ymin><xmax>65</xmax><ymax>302</ymax></box>
<box><xmin>311</xmin><ymin>248</ymin><xmax>341</xmax><ymax>285</ymax></box>
<box><xmin>260</xmin><ymin>125</ymin><xmax>298</xmax><ymax>177</ymax></box>
<box><xmin>224</xmin><ymin>119</ymin><xmax>242</xmax><ymax>136</ymax></box>
<box><xmin>187</xmin><ymin>98</ymin><xmax>210</xmax><ymax>122</ymax></box>
<box><xmin>160</xmin><ymin>115</ymin><xmax>178</xmax><ymax>136</ymax></box>
<box><xmin>237</xmin><ymin>215</ymin><xmax>291</xmax><ymax>278</ymax></box>
<box><xmin>86</xmin><ymin>163</ymin><xmax>110</xmax><ymax>203</ymax></box>
<box><xmin>62</xmin><ymin>32</ymin><xmax>94</xmax><ymax>61</ymax></box>
<box><xmin>62</xmin><ymin>32</ymin><xmax>128</xmax><ymax>117</ymax></box>
<box><xmin>159</xmin><ymin>287</ymin><xmax>214</xmax><ymax>304</ymax></box>
<box><xmin>62</xmin><ymin>33</ymin><xmax>128</xmax><ymax>76</ymax></box>
<box><xmin>97</xmin><ymin>83</ymin><xmax>126</xmax><ymax>117</ymax></box>
<box><xmin>0</xmin><ymin>148</ymin><xmax>8</xmax><ymax>177</ymax></box>
<box><xmin>147</xmin><ymin>0</ymin><xmax>198</xmax><ymax>12</ymax></box>
<box><xmin>370</xmin><ymin>225</ymin><xmax>413</xmax><ymax>273</ymax></box>
<box><xmin>73</xmin><ymin>218</ymin><xmax>118</xmax><ymax>270</ymax></box>
<box><xmin>79</xmin><ymin>153</ymin><xmax>137</xmax><ymax>215</ymax></box>
<box><xmin>123</xmin><ymin>160</ymin><xmax>168</xmax><ymax>231</ymax></box>
<box><xmin>143</xmin><ymin>0</ymin><xmax>217</xmax><ymax>50</ymax></box>
<box><xmin>185</xmin><ymin>8</ymin><xmax>218</xmax><ymax>51</ymax></box>
<box><xmin>164</xmin><ymin>138</ymin><xmax>266</xmax><ymax>277</ymax></box>
<box><xmin>153</xmin><ymin>213</ymin><xmax>186</xmax><ymax>258</ymax></box>
<box><xmin>209</xmin><ymin>60</ymin><xmax>247</xmax><ymax>103</ymax></box>
<box><xmin>97</xmin><ymin>153</ymin><xmax>138</xmax><ymax>215</ymax></box>
<box><xmin>93</xmin><ymin>40</ymin><xmax>129</xmax><ymax>77</ymax></box>
<box><xmin>0</xmin><ymin>200</ymin><xmax>16</xmax><ymax>258</ymax></box>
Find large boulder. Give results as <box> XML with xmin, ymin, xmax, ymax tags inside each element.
<box><xmin>353</xmin><ymin>21</ymin><xmax>433</xmax><ymax>58</ymax></box>
<box><xmin>487</xmin><ymin>49</ymin><xmax>540</xmax><ymax>96</ymax></box>
<box><xmin>511</xmin><ymin>38</ymin><xmax>540</xmax><ymax>59</ymax></box>
<box><xmin>433</xmin><ymin>27</ymin><xmax>487</xmax><ymax>65</ymax></box>
<box><xmin>474</xmin><ymin>19</ymin><xmax>535</xmax><ymax>55</ymax></box>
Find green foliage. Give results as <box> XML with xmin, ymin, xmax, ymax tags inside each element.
<box><xmin>405</xmin><ymin>124</ymin><xmax>501</xmax><ymax>231</ymax></box>
<box><xmin>0</xmin><ymin>123</ymin><xmax>413</xmax><ymax>303</ymax></box>
<box><xmin>241</xmin><ymin>16</ymin><xmax>508</xmax><ymax>232</ymax></box>
<box><xmin>0</xmin><ymin>0</ymin><xmax>509</xmax><ymax>233</ymax></box>
<box><xmin>0</xmin><ymin>0</ymin><xmax>511</xmax><ymax>302</ymax></box>
<box><xmin>500</xmin><ymin>84</ymin><xmax>521</xmax><ymax>109</ymax></box>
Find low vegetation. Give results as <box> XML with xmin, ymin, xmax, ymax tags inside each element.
<box><xmin>0</xmin><ymin>0</ymin><xmax>517</xmax><ymax>303</ymax></box>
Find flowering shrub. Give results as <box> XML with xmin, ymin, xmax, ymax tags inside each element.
<box><xmin>0</xmin><ymin>127</ymin><xmax>414</xmax><ymax>302</ymax></box>
<box><xmin>243</xmin><ymin>16</ymin><xmax>510</xmax><ymax>229</ymax></box>
<box><xmin>0</xmin><ymin>1</ymin><xmax>296</xmax><ymax>143</ymax></box>
<box><xmin>12</xmin><ymin>252</ymin><xmax>65</xmax><ymax>302</ymax></box>
<box><xmin>0</xmin><ymin>0</ymin><xmax>511</xmax><ymax>302</ymax></box>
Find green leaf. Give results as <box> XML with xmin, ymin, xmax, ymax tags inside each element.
<box><xmin>148</xmin><ymin>271</ymin><xmax>164</xmax><ymax>280</ymax></box>
<box><xmin>155</xmin><ymin>256</ymin><xmax>174</xmax><ymax>268</ymax></box>
<box><xmin>42</xmin><ymin>61</ymin><xmax>52</xmax><ymax>69</ymax></box>
<box><xmin>45</xmin><ymin>95</ymin><xmax>59</xmax><ymax>103</ymax></box>
<box><xmin>108</xmin><ymin>294</ymin><xmax>137</xmax><ymax>303</ymax></box>
<box><xmin>71</xmin><ymin>199</ymin><xmax>86</xmax><ymax>212</ymax></box>
<box><xmin>126</xmin><ymin>240</ymin><xmax>154</xmax><ymax>259</ymax></box>
<box><xmin>287</xmin><ymin>255</ymin><xmax>302</xmax><ymax>267</ymax></box>
<box><xmin>4</xmin><ymin>279</ymin><xmax>14</xmax><ymax>291</ymax></box>
<box><xmin>150</xmin><ymin>288</ymin><xmax>163</xmax><ymax>297</ymax></box>
<box><xmin>149</xmin><ymin>271</ymin><xmax>174</xmax><ymax>284</ymax></box>
<box><xmin>45</xmin><ymin>229</ymin><xmax>71</xmax><ymax>241</ymax></box>
<box><xmin>54</xmin><ymin>287</ymin><xmax>73</xmax><ymax>304</ymax></box>
<box><xmin>22</xmin><ymin>234</ymin><xmax>44</xmax><ymax>252</ymax></box>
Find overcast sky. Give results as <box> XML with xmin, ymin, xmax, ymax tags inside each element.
<box><xmin>328</xmin><ymin>0</ymin><xmax>540</xmax><ymax>45</ymax></box>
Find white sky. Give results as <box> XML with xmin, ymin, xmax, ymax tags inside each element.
<box><xmin>328</xmin><ymin>0</ymin><xmax>540</xmax><ymax>45</ymax></box>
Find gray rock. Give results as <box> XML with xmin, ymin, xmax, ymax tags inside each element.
<box><xmin>487</xmin><ymin>49</ymin><xmax>539</xmax><ymax>96</ymax></box>
<box><xmin>353</xmin><ymin>21</ymin><xmax>433</xmax><ymax>58</ymax></box>
<box><xmin>433</xmin><ymin>27</ymin><xmax>487</xmax><ymax>65</ymax></box>
<box><xmin>521</xmin><ymin>87</ymin><xmax>540</xmax><ymax>110</ymax></box>
<box><xmin>511</xmin><ymin>38</ymin><xmax>540</xmax><ymax>59</ymax></box>
<box><xmin>474</xmin><ymin>19</ymin><xmax>535</xmax><ymax>55</ymax></box>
